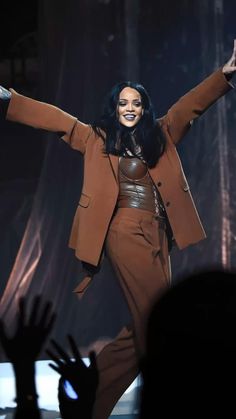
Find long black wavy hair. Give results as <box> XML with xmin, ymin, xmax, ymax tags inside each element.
<box><xmin>92</xmin><ymin>81</ymin><xmax>166</xmax><ymax>168</ymax></box>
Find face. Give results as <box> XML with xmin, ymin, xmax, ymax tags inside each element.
<box><xmin>117</xmin><ymin>87</ymin><xmax>143</xmax><ymax>127</ymax></box>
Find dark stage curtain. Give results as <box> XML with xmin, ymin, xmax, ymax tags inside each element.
<box><xmin>1</xmin><ymin>0</ymin><xmax>236</xmax><ymax>361</ymax></box>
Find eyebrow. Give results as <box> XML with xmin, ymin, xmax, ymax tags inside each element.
<box><xmin>118</xmin><ymin>99</ymin><xmax>142</xmax><ymax>102</ymax></box>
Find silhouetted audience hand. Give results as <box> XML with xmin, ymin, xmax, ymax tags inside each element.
<box><xmin>47</xmin><ymin>335</ymin><xmax>99</xmax><ymax>419</ymax></box>
<box><xmin>0</xmin><ymin>295</ymin><xmax>56</xmax><ymax>419</ymax></box>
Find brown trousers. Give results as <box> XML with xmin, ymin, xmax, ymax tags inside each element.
<box><xmin>93</xmin><ymin>208</ymin><xmax>171</xmax><ymax>419</ymax></box>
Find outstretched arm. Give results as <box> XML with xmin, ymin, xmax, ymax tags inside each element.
<box><xmin>0</xmin><ymin>86</ymin><xmax>92</xmax><ymax>153</ymax></box>
<box><xmin>165</xmin><ymin>40</ymin><xmax>236</xmax><ymax>145</ymax></box>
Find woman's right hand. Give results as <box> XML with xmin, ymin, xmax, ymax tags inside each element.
<box><xmin>0</xmin><ymin>86</ymin><xmax>11</xmax><ymax>100</ymax></box>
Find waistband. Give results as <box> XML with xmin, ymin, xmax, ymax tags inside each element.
<box><xmin>113</xmin><ymin>207</ymin><xmax>167</xmax><ymax>228</ymax></box>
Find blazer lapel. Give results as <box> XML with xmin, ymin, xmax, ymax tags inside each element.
<box><xmin>109</xmin><ymin>154</ymin><xmax>119</xmax><ymax>183</ymax></box>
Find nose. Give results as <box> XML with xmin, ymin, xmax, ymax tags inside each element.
<box><xmin>126</xmin><ymin>102</ymin><xmax>135</xmax><ymax>112</ymax></box>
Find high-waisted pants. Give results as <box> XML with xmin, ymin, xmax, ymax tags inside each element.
<box><xmin>92</xmin><ymin>208</ymin><xmax>171</xmax><ymax>419</ymax></box>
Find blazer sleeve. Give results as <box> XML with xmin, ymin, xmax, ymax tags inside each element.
<box><xmin>6</xmin><ymin>89</ymin><xmax>92</xmax><ymax>154</ymax></box>
<box><xmin>165</xmin><ymin>68</ymin><xmax>232</xmax><ymax>145</ymax></box>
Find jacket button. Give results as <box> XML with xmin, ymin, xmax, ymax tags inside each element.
<box><xmin>166</xmin><ymin>201</ymin><xmax>170</xmax><ymax>207</ymax></box>
<box><xmin>157</xmin><ymin>182</ymin><xmax>162</xmax><ymax>187</ymax></box>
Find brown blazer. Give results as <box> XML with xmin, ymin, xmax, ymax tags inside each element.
<box><xmin>6</xmin><ymin>68</ymin><xmax>232</xmax><ymax>266</ymax></box>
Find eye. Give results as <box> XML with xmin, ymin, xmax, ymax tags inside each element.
<box><xmin>118</xmin><ymin>101</ymin><xmax>127</xmax><ymax>107</ymax></box>
<box><xmin>133</xmin><ymin>101</ymin><xmax>142</xmax><ymax>107</ymax></box>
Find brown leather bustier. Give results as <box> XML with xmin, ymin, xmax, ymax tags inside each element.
<box><xmin>117</xmin><ymin>156</ymin><xmax>166</xmax><ymax>217</ymax></box>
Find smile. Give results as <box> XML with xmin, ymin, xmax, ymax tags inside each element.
<box><xmin>123</xmin><ymin>114</ymin><xmax>136</xmax><ymax>120</ymax></box>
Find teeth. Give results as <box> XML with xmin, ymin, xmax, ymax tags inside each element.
<box><xmin>124</xmin><ymin>115</ymin><xmax>135</xmax><ymax>120</ymax></box>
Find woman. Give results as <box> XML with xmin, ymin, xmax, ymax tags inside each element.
<box><xmin>0</xmin><ymin>42</ymin><xmax>236</xmax><ymax>418</ymax></box>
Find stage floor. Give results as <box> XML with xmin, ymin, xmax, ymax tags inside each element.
<box><xmin>0</xmin><ymin>360</ymin><xmax>141</xmax><ymax>418</ymax></box>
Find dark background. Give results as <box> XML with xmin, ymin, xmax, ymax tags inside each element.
<box><xmin>0</xmin><ymin>0</ymin><xmax>236</xmax><ymax>358</ymax></box>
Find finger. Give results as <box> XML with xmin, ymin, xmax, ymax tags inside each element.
<box><xmin>234</xmin><ymin>39</ymin><xmax>236</xmax><ymax>53</ymax></box>
<box><xmin>28</xmin><ymin>295</ymin><xmax>41</xmax><ymax>326</ymax></box>
<box><xmin>67</xmin><ymin>335</ymin><xmax>82</xmax><ymax>361</ymax></box>
<box><xmin>226</xmin><ymin>66</ymin><xmax>236</xmax><ymax>72</ymax></box>
<box><xmin>18</xmin><ymin>297</ymin><xmax>26</xmax><ymax>327</ymax></box>
<box><xmin>48</xmin><ymin>362</ymin><xmax>61</xmax><ymax>374</ymax></box>
<box><xmin>44</xmin><ymin>312</ymin><xmax>57</xmax><ymax>335</ymax></box>
<box><xmin>0</xmin><ymin>320</ymin><xmax>8</xmax><ymax>347</ymax></box>
<box><xmin>46</xmin><ymin>349</ymin><xmax>65</xmax><ymax>367</ymax></box>
<box><xmin>38</xmin><ymin>300</ymin><xmax>55</xmax><ymax>329</ymax></box>
<box><xmin>89</xmin><ymin>350</ymin><xmax>97</xmax><ymax>369</ymax></box>
<box><xmin>50</xmin><ymin>339</ymin><xmax>71</xmax><ymax>363</ymax></box>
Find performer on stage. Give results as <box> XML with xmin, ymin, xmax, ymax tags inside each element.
<box><xmin>1</xmin><ymin>41</ymin><xmax>236</xmax><ymax>418</ymax></box>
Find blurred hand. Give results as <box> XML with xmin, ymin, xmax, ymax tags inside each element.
<box><xmin>223</xmin><ymin>39</ymin><xmax>236</xmax><ymax>74</ymax></box>
<box><xmin>47</xmin><ymin>335</ymin><xmax>99</xmax><ymax>418</ymax></box>
<box><xmin>0</xmin><ymin>295</ymin><xmax>56</xmax><ymax>363</ymax></box>
<box><xmin>0</xmin><ymin>86</ymin><xmax>11</xmax><ymax>100</ymax></box>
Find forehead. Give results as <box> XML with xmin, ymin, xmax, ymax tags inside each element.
<box><xmin>119</xmin><ymin>87</ymin><xmax>141</xmax><ymax>100</ymax></box>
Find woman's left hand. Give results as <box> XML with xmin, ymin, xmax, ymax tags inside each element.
<box><xmin>223</xmin><ymin>39</ymin><xmax>236</xmax><ymax>74</ymax></box>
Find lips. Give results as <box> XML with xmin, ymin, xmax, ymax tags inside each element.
<box><xmin>123</xmin><ymin>114</ymin><xmax>136</xmax><ymax>120</ymax></box>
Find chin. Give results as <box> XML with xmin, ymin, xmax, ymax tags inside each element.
<box><xmin>119</xmin><ymin>119</ymin><xmax>138</xmax><ymax>128</ymax></box>
<box><xmin>122</xmin><ymin>123</ymin><xmax>136</xmax><ymax>128</ymax></box>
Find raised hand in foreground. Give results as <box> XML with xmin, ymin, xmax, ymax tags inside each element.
<box><xmin>47</xmin><ymin>335</ymin><xmax>99</xmax><ymax>419</ymax></box>
<box><xmin>0</xmin><ymin>295</ymin><xmax>56</xmax><ymax>419</ymax></box>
